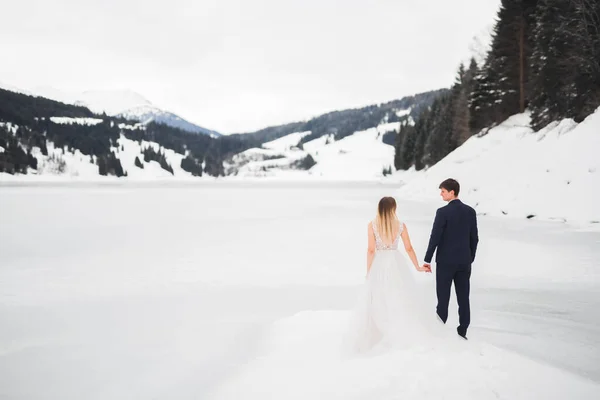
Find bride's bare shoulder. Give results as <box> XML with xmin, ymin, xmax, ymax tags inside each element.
<box><xmin>396</xmin><ymin>218</ymin><xmax>406</xmax><ymax>233</ymax></box>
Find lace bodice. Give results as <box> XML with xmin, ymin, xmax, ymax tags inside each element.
<box><xmin>372</xmin><ymin>219</ymin><xmax>403</xmax><ymax>251</ymax></box>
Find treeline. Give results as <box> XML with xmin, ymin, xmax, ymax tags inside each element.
<box><xmin>395</xmin><ymin>61</ymin><xmax>478</xmax><ymax>170</ymax></box>
<box><xmin>297</xmin><ymin>90</ymin><xmax>446</xmax><ymax>146</ymax></box>
<box><xmin>234</xmin><ymin>89</ymin><xmax>446</xmax><ymax>148</ymax></box>
<box><xmin>395</xmin><ymin>0</ymin><xmax>600</xmax><ymax>171</ymax></box>
<box><xmin>0</xmin><ymin>124</ymin><xmax>38</xmax><ymax>174</ymax></box>
<box><xmin>0</xmin><ymin>88</ymin><xmax>93</xmax><ymax>125</ymax></box>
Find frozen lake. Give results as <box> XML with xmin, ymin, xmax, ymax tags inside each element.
<box><xmin>1</xmin><ymin>181</ymin><xmax>599</xmax><ymax>399</ymax></box>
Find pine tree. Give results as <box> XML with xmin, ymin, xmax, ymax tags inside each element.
<box><xmin>181</xmin><ymin>155</ymin><xmax>201</xmax><ymax>176</ymax></box>
<box><xmin>530</xmin><ymin>0</ymin><xmax>600</xmax><ymax>129</ymax></box>
<box><xmin>143</xmin><ymin>147</ymin><xmax>152</xmax><ymax>163</ymax></box>
<box><xmin>292</xmin><ymin>154</ymin><xmax>316</xmax><ymax>170</ymax></box>
<box><xmin>471</xmin><ymin>0</ymin><xmax>538</xmax><ymax>132</ymax></box>
<box><xmin>393</xmin><ymin>123</ymin><xmax>405</xmax><ymax>170</ymax></box>
<box><xmin>39</xmin><ymin>140</ymin><xmax>48</xmax><ymax>156</ymax></box>
<box><xmin>452</xmin><ymin>61</ymin><xmax>477</xmax><ymax>145</ymax></box>
<box><xmin>98</xmin><ymin>156</ymin><xmax>107</xmax><ymax>176</ymax></box>
<box><xmin>530</xmin><ymin>0</ymin><xmax>565</xmax><ymax>129</ymax></box>
<box><xmin>203</xmin><ymin>143</ymin><xmax>224</xmax><ymax>177</ymax></box>
<box><xmin>562</xmin><ymin>0</ymin><xmax>600</xmax><ymax>122</ymax></box>
<box><xmin>424</xmin><ymin>94</ymin><xmax>455</xmax><ymax>166</ymax></box>
<box><xmin>423</xmin><ymin>99</ymin><xmax>444</xmax><ymax>167</ymax></box>
<box><xmin>27</xmin><ymin>151</ymin><xmax>37</xmax><ymax>169</ymax></box>
<box><xmin>399</xmin><ymin>123</ymin><xmax>417</xmax><ymax>170</ymax></box>
<box><xmin>158</xmin><ymin>151</ymin><xmax>174</xmax><ymax>175</ymax></box>
<box><xmin>413</xmin><ymin>109</ymin><xmax>431</xmax><ymax>171</ymax></box>
<box><xmin>134</xmin><ymin>156</ymin><xmax>144</xmax><ymax>169</ymax></box>
<box><xmin>112</xmin><ymin>156</ymin><xmax>126</xmax><ymax>177</ymax></box>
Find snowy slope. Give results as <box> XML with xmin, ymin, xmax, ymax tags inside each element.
<box><xmin>114</xmin><ymin>133</ymin><xmax>194</xmax><ymax>180</ymax></box>
<box><xmin>224</xmin><ymin>147</ymin><xmax>308</xmax><ymax>177</ymax></box>
<box><xmin>226</xmin><ymin>123</ymin><xmax>399</xmax><ymax>180</ymax></box>
<box><xmin>262</xmin><ymin>131</ymin><xmax>312</xmax><ymax>151</ymax></box>
<box><xmin>224</xmin><ymin>131</ymin><xmax>311</xmax><ymax>177</ymax></box>
<box><xmin>0</xmin><ymin>118</ymin><xmax>204</xmax><ymax>181</ymax></box>
<box><xmin>306</xmin><ymin>122</ymin><xmax>398</xmax><ymax>180</ymax></box>
<box><xmin>397</xmin><ymin>108</ymin><xmax>600</xmax><ymax>225</ymax></box>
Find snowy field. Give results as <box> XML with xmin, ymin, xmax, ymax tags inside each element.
<box><xmin>0</xmin><ymin>182</ymin><xmax>599</xmax><ymax>399</ymax></box>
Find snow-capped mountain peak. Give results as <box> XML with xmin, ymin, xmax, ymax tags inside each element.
<box><xmin>118</xmin><ymin>105</ymin><xmax>221</xmax><ymax>137</ymax></box>
<box><xmin>0</xmin><ymin>83</ymin><xmax>220</xmax><ymax>137</ymax></box>
<box><xmin>74</xmin><ymin>89</ymin><xmax>152</xmax><ymax>116</ymax></box>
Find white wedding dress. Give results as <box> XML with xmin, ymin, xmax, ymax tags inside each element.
<box><xmin>348</xmin><ymin>219</ymin><xmax>437</xmax><ymax>353</ymax></box>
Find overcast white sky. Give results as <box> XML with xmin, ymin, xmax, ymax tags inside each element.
<box><xmin>0</xmin><ymin>0</ymin><xmax>499</xmax><ymax>134</ymax></box>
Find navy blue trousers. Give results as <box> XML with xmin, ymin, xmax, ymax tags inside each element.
<box><xmin>436</xmin><ymin>263</ymin><xmax>471</xmax><ymax>336</ymax></box>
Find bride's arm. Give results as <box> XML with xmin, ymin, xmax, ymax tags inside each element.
<box><xmin>400</xmin><ymin>223</ymin><xmax>427</xmax><ymax>272</ymax></box>
<box><xmin>366</xmin><ymin>222</ymin><xmax>376</xmax><ymax>276</ymax></box>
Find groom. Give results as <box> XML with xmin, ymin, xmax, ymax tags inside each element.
<box><xmin>423</xmin><ymin>179</ymin><xmax>479</xmax><ymax>340</ymax></box>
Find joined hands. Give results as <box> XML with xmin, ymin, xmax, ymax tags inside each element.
<box><xmin>418</xmin><ymin>263</ymin><xmax>432</xmax><ymax>273</ymax></box>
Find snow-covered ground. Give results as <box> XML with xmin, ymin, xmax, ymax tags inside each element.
<box><xmin>397</xmin><ymin>108</ymin><xmax>600</xmax><ymax>225</ymax></box>
<box><xmin>227</xmin><ymin>122</ymin><xmax>399</xmax><ymax>179</ymax></box>
<box><xmin>262</xmin><ymin>130</ymin><xmax>312</xmax><ymax>151</ymax></box>
<box><xmin>0</xmin><ymin>127</ymin><xmax>199</xmax><ymax>181</ymax></box>
<box><xmin>307</xmin><ymin>122</ymin><xmax>398</xmax><ymax>179</ymax></box>
<box><xmin>0</xmin><ymin>182</ymin><xmax>598</xmax><ymax>399</ymax></box>
<box><xmin>48</xmin><ymin>117</ymin><xmax>104</xmax><ymax>126</ymax></box>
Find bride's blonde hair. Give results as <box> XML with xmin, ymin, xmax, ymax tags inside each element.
<box><xmin>376</xmin><ymin>197</ymin><xmax>398</xmax><ymax>242</ymax></box>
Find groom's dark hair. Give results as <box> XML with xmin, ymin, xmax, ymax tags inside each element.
<box><xmin>439</xmin><ymin>179</ymin><xmax>460</xmax><ymax>196</ymax></box>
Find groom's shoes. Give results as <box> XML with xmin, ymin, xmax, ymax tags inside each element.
<box><xmin>457</xmin><ymin>328</ymin><xmax>468</xmax><ymax>340</ymax></box>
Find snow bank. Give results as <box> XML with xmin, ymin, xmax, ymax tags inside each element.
<box><xmin>397</xmin><ymin>109</ymin><xmax>600</xmax><ymax>225</ymax></box>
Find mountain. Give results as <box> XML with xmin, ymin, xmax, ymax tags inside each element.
<box><xmin>0</xmin><ymin>87</ymin><xmax>218</xmax><ymax>179</ymax></box>
<box><xmin>223</xmin><ymin>89</ymin><xmax>445</xmax><ymax>178</ymax></box>
<box><xmin>0</xmin><ymin>86</ymin><xmax>445</xmax><ymax>180</ymax></box>
<box><xmin>72</xmin><ymin>89</ymin><xmax>151</xmax><ymax>116</ymax></box>
<box><xmin>238</xmin><ymin>89</ymin><xmax>445</xmax><ymax>145</ymax></box>
<box><xmin>26</xmin><ymin>86</ymin><xmax>221</xmax><ymax>137</ymax></box>
<box><xmin>118</xmin><ymin>105</ymin><xmax>220</xmax><ymax>138</ymax></box>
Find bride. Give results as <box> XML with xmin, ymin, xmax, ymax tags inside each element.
<box><xmin>350</xmin><ymin>196</ymin><xmax>434</xmax><ymax>353</ymax></box>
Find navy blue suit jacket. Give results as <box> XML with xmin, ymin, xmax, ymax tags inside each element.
<box><xmin>424</xmin><ymin>199</ymin><xmax>479</xmax><ymax>265</ymax></box>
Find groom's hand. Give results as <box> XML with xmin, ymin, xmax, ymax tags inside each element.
<box><xmin>422</xmin><ymin>263</ymin><xmax>432</xmax><ymax>273</ymax></box>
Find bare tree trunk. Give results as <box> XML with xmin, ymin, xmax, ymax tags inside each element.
<box><xmin>519</xmin><ymin>15</ymin><xmax>525</xmax><ymax>113</ymax></box>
